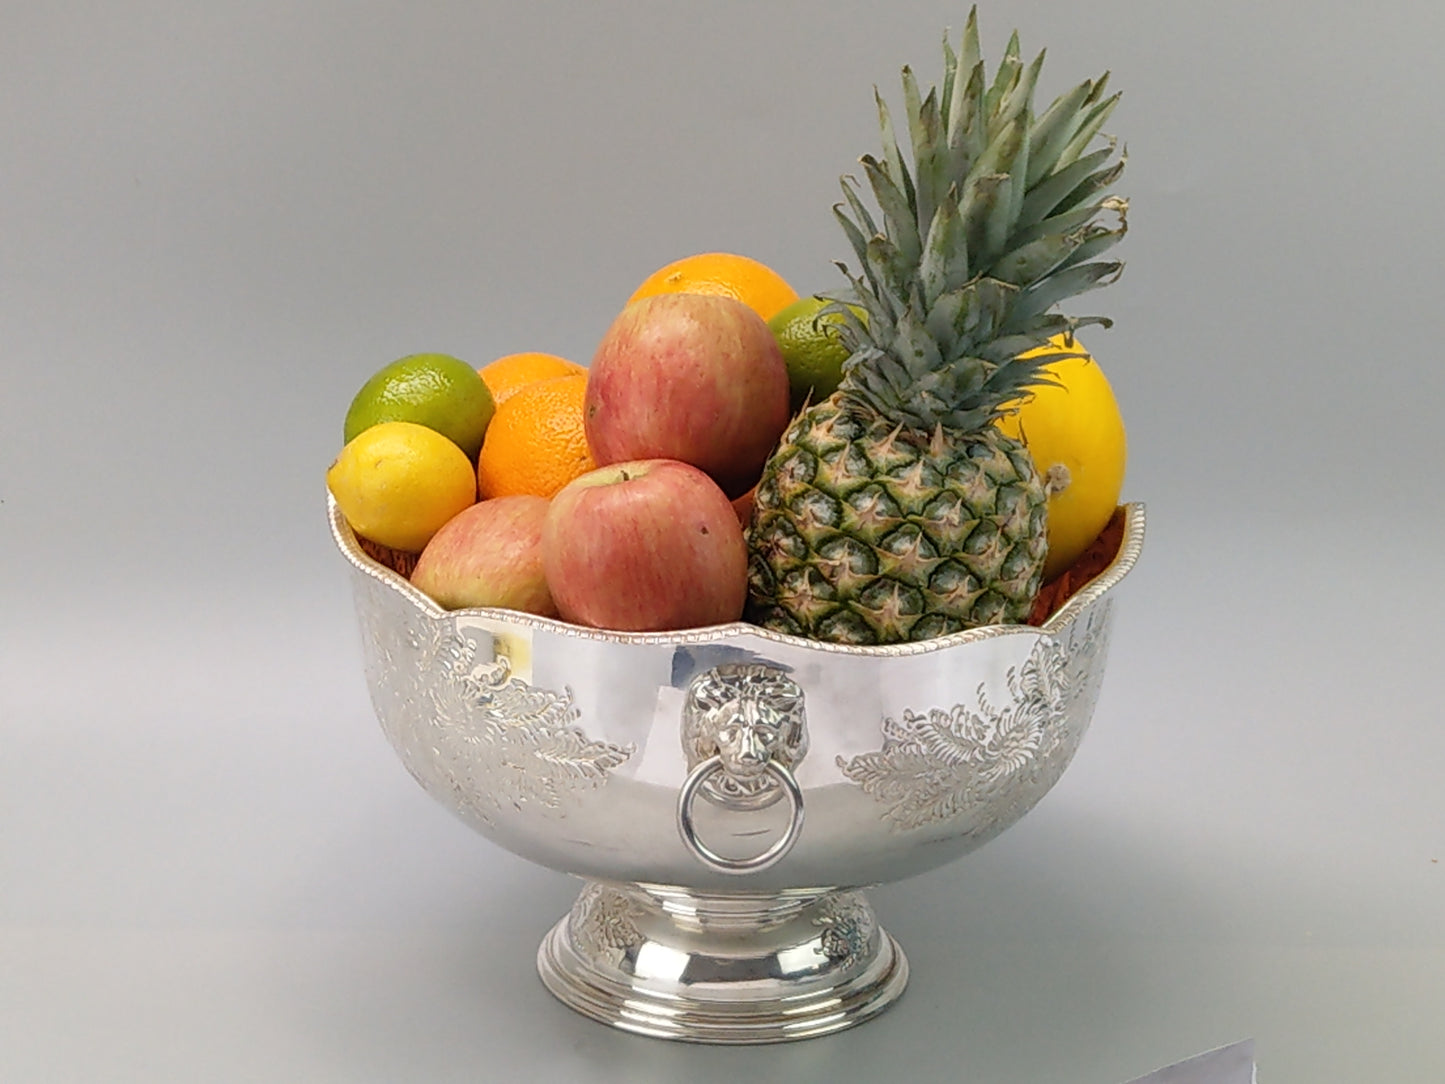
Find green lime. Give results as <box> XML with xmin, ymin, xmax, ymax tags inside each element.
<box><xmin>344</xmin><ymin>353</ymin><xmax>496</xmax><ymax>461</ymax></box>
<box><xmin>767</xmin><ymin>296</ymin><xmax>865</xmax><ymax>413</ymax></box>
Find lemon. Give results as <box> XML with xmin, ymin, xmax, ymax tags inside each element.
<box><xmin>768</xmin><ymin>295</ymin><xmax>865</xmax><ymax>413</ymax></box>
<box><xmin>997</xmin><ymin>336</ymin><xmax>1127</xmax><ymax>582</ymax></box>
<box><xmin>344</xmin><ymin>353</ymin><xmax>496</xmax><ymax>461</ymax></box>
<box><xmin>326</xmin><ymin>421</ymin><xmax>477</xmax><ymax>552</ymax></box>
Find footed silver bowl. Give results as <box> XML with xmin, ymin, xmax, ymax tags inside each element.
<box><xmin>330</xmin><ymin>498</ymin><xmax>1145</xmax><ymax>1043</ymax></box>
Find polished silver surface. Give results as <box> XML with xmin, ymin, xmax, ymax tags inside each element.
<box><xmin>679</xmin><ymin>662</ymin><xmax>809</xmax><ymax>812</ymax></box>
<box><xmin>331</xmin><ymin>496</ymin><xmax>1144</xmax><ymax>1043</ymax></box>
<box><xmin>536</xmin><ymin>884</ymin><xmax>907</xmax><ymax>1044</ymax></box>
<box><xmin>678</xmin><ymin>755</ymin><xmax>805</xmax><ymax>875</ymax></box>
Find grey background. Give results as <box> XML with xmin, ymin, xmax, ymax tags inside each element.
<box><xmin>2</xmin><ymin>1</ymin><xmax>1441</xmax><ymax>1081</ymax></box>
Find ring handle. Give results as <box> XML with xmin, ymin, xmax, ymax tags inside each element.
<box><xmin>676</xmin><ymin>754</ymin><xmax>805</xmax><ymax>875</ymax></box>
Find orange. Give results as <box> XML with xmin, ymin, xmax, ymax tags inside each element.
<box><xmin>477</xmin><ymin>373</ymin><xmax>597</xmax><ymax>499</ymax></box>
<box><xmin>478</xmin><ymin>351</ymin><xmax>584</xmax><ymax>407</ymax></box>
<box><xmin>627</xmin><ymin>252</ymin><xmax>800</xmax><ymax>321</ymax></box>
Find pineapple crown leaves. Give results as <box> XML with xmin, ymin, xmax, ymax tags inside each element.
<box><xmin>825</xmin><ymin>6</ymin><xmax>1128</xmax><ymax>432</ymax></box>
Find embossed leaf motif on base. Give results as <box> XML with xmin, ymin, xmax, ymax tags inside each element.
<box><xmin>353</xmin><ymin>576</ymin><xmax>634</xmax><ymax>828</ymax></box>
<box><xmin>569</xmin><ymin>884</ymin><xmax>646</xmax><ymax>964</ymax></box>
<box><xmin>813</xmin><ymin>893</ymin><xmax>877</xmax><ymax>964</ymax></box>
<box><xmin>838</xmin><ymin>606</ymin><xmax>1111</xmax><ymax>832</ymax></box>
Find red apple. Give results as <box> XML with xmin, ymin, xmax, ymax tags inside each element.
<box><xmin>542</xmin><ymin>459</ymin><xmax>748</xmax><ymax>632</ymax></box>
<box><xmin>585</xmin><ymin>293</ymin><xmax>791</xmax><ymax>499</ymax></box>
<box><xmin>411</xmin><ymin>495</ymin><xmax>558</xmax><ymax>616</ymax></box>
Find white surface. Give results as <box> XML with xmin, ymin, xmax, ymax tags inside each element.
<box><xmin>1127</xmin><ymin>1041</ymin><xmax>1255</xmax><ymax>1084</ymax></box>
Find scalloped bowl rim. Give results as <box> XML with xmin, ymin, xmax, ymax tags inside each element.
<box><xmin>328</xmin><ymin>494</ymin><xmax>1145</xmax><ymax>654</ymax></box>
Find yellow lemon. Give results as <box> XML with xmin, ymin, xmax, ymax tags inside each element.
<box><xmin>326</xmin><ymin>421</ymin><xmax>477</xmax><ymax>552</ymax></box>
<box><xmin>997</xmin><ymin>336</ymin><xmax>1127</xmax><ymax>582</ymax></box>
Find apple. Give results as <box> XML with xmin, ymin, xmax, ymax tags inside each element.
<box><xmin>585</xmin><ymin>293</ymin><xmax>791</xmax><ymax>499</ymax></box>
<box><xmin>542</xmin><ymin>459</ymin><xmax>748</xmax><ymax>632</ymax></box>
<box><xmin>411</xmin><ymin>495</ymin><xmax>558</xmax><ymax>616</ymax></box>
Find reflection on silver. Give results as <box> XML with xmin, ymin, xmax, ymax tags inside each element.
<box><xmin>331</xmin><ymin>497</ymin><xmax>1145</xmax><ymax>1044</ymax></box>
<box><xmin>813</xmin><ymin>892</ymin><xmax>876</xmax><ymax>964</ymax></box>
<box><xmin>536</xmin><ymin>885</ymin><xmax>906</xmax><ymax>1044</ymax></box>
<box><xmin>838</xmin><ymin>605</ymin><xmax>1110</xmax><ymax>833</ymax></box>
<box><xmin>568</xmin><ymin>882</ymin><xmax>645</xmax><ymax>964</ymax></box>
<box><xmin>353</xmin><ymin>578</ymin><xmax>635</xmax><ymax>830</ymax></box>
<box><xmin>677</xmin><ymin>755</ymin><xmax>805</xmax><ymax>875</ymax></box>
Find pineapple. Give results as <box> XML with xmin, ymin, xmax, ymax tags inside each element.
<box><xmin>746</xmin><ymin>9</ymin><xmax>1128</xmax><ymax>644</ymax></box>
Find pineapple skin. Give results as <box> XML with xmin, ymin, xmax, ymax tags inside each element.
<box><xmin>745</xmin><ymin>394</ymin><xmax>1048</xmax><ymax>644</ymax></box>
<box><xmin>745</xmin><ymin>12</ymin><xmax>1128</xmax><ymax>645</ymax></box>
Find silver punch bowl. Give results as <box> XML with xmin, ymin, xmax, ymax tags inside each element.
<box><xmin>330</xmin><ymin>497</ymin><xmax>1146</xmax><ymax>1044</ymax></box>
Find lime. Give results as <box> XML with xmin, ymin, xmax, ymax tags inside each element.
<box><xmin>344</xmin><ymin>353</ymin><xmax>495</xmax><ymax>461</ymax></box>
<box><xmin>326</xmin><ymin>421</ymin><xmax>477</xmax><ymax>552</ymax></box>
<box><xmin>767</xmin><ymin>296</ymin><xmax>864</xmax><ymax>413</ymax></box>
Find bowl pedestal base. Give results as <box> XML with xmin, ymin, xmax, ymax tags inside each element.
<box><xmin>536</xmin><ymin>881</ymin><xmax>908</xmax><ymax>1044</ymax></box>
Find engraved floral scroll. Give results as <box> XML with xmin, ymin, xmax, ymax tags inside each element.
<box><xmin>838</xmin><ymin>603</ymin><xmax>1112</xmax><ymax>833</ymax></box>
<box><xmin>353</xmin><ymin>575</ymin><xmax>634</xmax><ymax>829</ymax></box>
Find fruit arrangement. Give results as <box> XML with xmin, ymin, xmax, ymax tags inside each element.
<box><xmin>326</xmin><ymin>9</ymin><xmax>1129</xmax><ymax>642</ymax></box>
